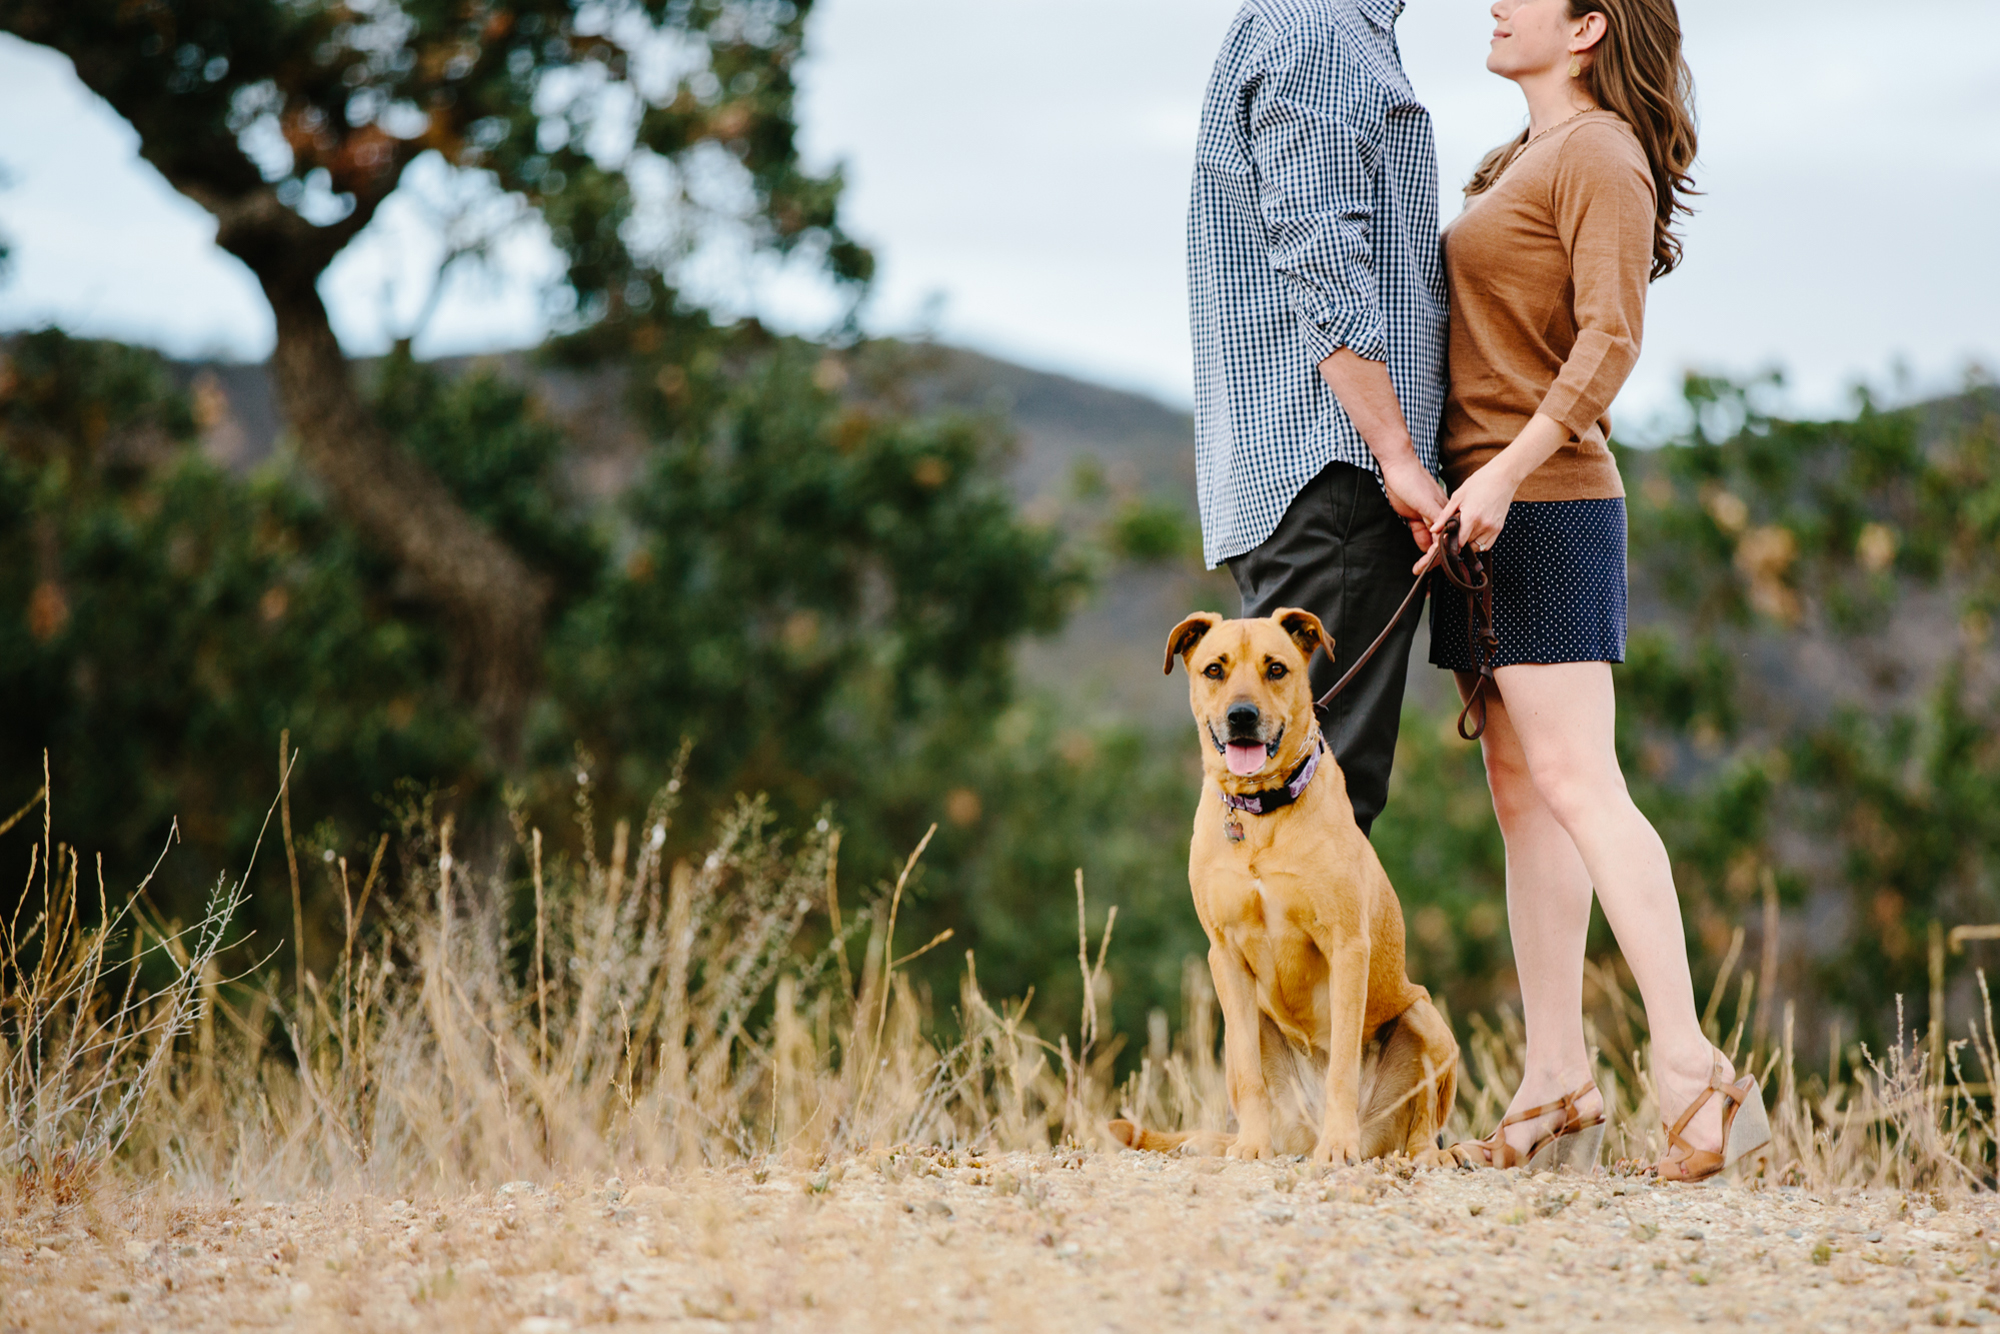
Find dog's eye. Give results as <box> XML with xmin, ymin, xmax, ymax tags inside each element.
<box><xmin>1202</xmin><ymin>662</ymin><xmax>1225</xmax><ymax>681</ymax></box>
<box><xmin>1267</xmin><ymin>662</ymin><xmax>1288</xmax><ymax>680</ymax></box>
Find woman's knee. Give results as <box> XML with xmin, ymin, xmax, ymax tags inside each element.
<box><xmin>1527</xmin><ymin>762</ymin><xmax>1628</xmax><ymax>831</ymax></box>
<box><xmin>1482</xmin><ymin>750</ymin><xmax>1543</xmax><ymax>827</ymax></box>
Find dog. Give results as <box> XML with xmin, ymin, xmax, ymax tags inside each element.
<box><xmin>1109</xmin><ymin>609</ymin><xmax>1458</xmax><ymax>1164</ymax></box>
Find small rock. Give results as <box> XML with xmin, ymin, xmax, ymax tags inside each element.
<box><xmin>1864</xmin><ymin>1230</ymin><xmax>1883</xmax><ymax>1243</ymax></box>
<box><xmin>1680</xmin><ymin>1228</ymin><xmax>1705</xmax><ymax>1241</ymax></box>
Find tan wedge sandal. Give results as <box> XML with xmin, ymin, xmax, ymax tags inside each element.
<box><xmin>1451</xmin><ymin>1082</ymin><xmax>1605</xmax><ymax>1172</ymax></box>
<box><xmin>1653</xmin><ymin>1058</ymin><xmax>1771</xmax><ymax>1183</ymax></box>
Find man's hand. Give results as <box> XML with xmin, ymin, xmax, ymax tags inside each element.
<box><xmin>1316</xmin><ymin>349</ymin><xmax>1446</xmax><ymax>554</ymax></box>
<box><xmin>1382</xmin><ymin>456</ymin><xmax>1448</xmax><ymax>554</ymax></box>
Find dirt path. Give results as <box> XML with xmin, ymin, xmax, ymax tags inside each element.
<box><xmin>5</xmin><ymin>1151</ymin><xmax>1997</xmax><ymax>1331</ymax></box>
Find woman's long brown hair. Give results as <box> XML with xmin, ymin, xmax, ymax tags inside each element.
<box><xmin>1465</xmin><ymin>0</ymin><xmax>1699</xmax><ymax>280</ymax></box>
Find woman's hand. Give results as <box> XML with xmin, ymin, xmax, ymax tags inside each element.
<box><xmin>1443</xmin><ymin>463</ymin><xmax>1521</xmax><ymax>550</ymax></box>
<box><xmin>1419</xmin><ymin>414</ymin><xmax>1573</xmax><ymax>570</ymax></box>
<box><xmin>1420</xmin><ymin>462</ymin><xmax>1524</xmax><ymax>572</ymax></box>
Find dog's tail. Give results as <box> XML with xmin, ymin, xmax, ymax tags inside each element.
<box><xmin>1106</xmin><ymin>1119</ymin><xmax>1232</xmax><ymax>1155</ymax></box>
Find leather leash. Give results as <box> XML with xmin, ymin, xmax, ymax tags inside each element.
<box><xmin>1313</xmin><ymin>515</ymin><xmax>1499</xmax><ymax>742</ymax></box>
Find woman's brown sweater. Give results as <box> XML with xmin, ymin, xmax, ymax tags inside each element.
<box><xmin>1440</xmin><ymin>110</ymin><xmax>1654</xmax><ymax>501</ymax></box>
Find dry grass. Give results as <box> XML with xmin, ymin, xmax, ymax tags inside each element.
<box><xmin>3</xmin><ymin>763</ymin><xmax>2000</xmax><ymax>1329</ymax></box>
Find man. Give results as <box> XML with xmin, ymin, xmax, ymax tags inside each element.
<box><xmin>1189</xmin><ymin>0</ymin><xmax>1449</xmax><ymax>836</ymax></box>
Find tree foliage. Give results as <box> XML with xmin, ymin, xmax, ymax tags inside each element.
<box><xmin>1620</xmin><ymin>378</ymin><xmax>2000</xmax><ymax>1028</ymax></box>
<box><xmin>0</xmin><ymin>0</ymin><xmax>864</xmax><ymax>304</ymax></box>
<box><xmin>0</xmin><ymin>0</ymin><xmax>874</xmax><ymax>759</ymax></box>
<box><xmin>0</xmin><ymin>327</ymin><xmax>1102</xmax><ymax>1009</ymax></box>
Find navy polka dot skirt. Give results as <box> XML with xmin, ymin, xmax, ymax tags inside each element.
<box><xmin>1429</xmin><ymin>497</ymin><xmax>1628</xmax><ymax>671</ymax></box>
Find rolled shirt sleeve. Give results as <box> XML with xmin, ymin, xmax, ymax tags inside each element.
<box><xmin>1247</xmin><ymin>27</ymin><xmax>1387</xmax><ymax>367</ymax></box>
<box><xmin>1535</xmin><ymin>124</ymin><xmax>1656</xmax><ymax>439</ymax></box>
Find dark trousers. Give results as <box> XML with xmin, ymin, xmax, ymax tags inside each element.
<box><xmin>1228</xmin><ymin>462</ymin><xmax>1424</xmax><ymax>838</ymax></box>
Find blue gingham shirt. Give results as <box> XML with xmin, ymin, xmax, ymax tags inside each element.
<box><xmin>1190</xmin><ymin>0</ymin><xmax>1449</xmax><ymax>569</ymax></box>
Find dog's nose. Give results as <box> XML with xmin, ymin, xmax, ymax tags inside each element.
<box><xmin>1225</xmin><ymin>702</ymin><xmax>1261</xmax><ymax>737</ymax></box>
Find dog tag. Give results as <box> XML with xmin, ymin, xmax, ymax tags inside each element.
<box><xmin>1224</xmin><ymin>815</ymin><xmax>1245</xmax><ymax>844</ymax></box>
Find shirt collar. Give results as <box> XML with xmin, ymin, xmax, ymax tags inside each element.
<box><xmin>1356</xmin><ymin>0</ymin><xmax>1405</xmax><ymax>30</ymax></box>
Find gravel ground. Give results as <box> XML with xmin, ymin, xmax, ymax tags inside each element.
<box><xmin>4</xmin><ymin>1149</ymin><xmax>1998</xmax><ymax>1332</ymax></box>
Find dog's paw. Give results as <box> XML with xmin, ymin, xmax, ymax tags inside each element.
<box><xmin>1310</xmin><ymin>1136</ymin><xmax>1361</xmax><ymax>1167</ymax></box>
<box><xmin>1226</xmin><ymin>1136</ymin><xmax>1273</xmax><ymax>1162</ymax></box>
<box><xmin>1411</xmin><ymin>1144</ymin><xmax>1457</xmax><ymax>1170</ymax></box>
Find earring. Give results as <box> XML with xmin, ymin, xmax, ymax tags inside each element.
<box><xmin>1568</xmin><ymin>54</ymin><xmax>1583</xmax><ymax>77</ymax></box>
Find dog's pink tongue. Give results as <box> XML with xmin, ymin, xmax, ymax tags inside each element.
<box><xmin>1225</xmin><ymin>742</ymin><xmax>1266</xmax><ymax>777</ymax></box>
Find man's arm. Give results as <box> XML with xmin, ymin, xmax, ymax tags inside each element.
<box><xmin>1247</xmin><ymin>24</ymin><xmax>1447</xmax><ymax>545</ymax></box>
<box><xmin>1318</xmin><ymin>350</ymin><xmax>1443</xmax><ymax>551</ymax></box>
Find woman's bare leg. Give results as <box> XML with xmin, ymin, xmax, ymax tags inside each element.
<box><xmin>1455</xmin><ymin>673</ymin><xmax>1603</xmax><ymax>1153</ymax></box>
<box><xmin>1488</xmin><ymin>661</ymin><xmax>1728</xmax><ymax>1151</ymax></box>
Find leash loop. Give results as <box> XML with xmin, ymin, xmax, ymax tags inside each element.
<box><xmin>1313</xmin><ymin>514</ymin><xmax>1500</xmax><ymax>743</ymax></box>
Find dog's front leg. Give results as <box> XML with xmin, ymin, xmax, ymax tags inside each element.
<box><xmin>1209</xmin><ymin>944</ymin><xmax>1275</xmax><ymax>1160</ymax></box>
<box><xmin>1313</xmin><ymin>941</ymin><xmax>1369</xmax><ymax>1166</ymax></box>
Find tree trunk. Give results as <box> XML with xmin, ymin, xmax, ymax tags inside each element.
<box><xmin>257</xmin><ymin>262</ymin><xmax>549</xmax><ymax>763</ymax></box>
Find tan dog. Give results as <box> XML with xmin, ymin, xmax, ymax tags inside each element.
<box><xmin>1110</xmin><ymin>609</ymin><xmax>1458</xmax><ymax>1163</ymax></box>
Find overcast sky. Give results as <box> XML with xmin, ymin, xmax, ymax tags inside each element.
<box><xmin>1</xmin><ymin>1</ymin><xmax>1996</xmax><ymax>432</ymax></box>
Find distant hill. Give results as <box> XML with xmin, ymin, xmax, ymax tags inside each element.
<box><xmin>169</xmin><ymin>344</ymin><xmax>1994</xmax><ymax>744</ymax></box>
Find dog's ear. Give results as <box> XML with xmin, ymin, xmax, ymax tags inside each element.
<box><xmin>1274</xmin><ymin>608</ymin><xmax>1331</xmax><ymax>664</ymax></box>
<box><xmin>1164</xmin><ymin>612</ymin><xmax>1221</xmax><ymax>675</ymax></box>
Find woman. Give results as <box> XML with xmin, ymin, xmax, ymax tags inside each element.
<box><xmin>1429</xmin><ymin>0</ymin><xmax>1766</xmax><ymax>1180</ymax></box>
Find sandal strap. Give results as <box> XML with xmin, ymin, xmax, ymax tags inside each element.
<box><xmin>1663</xmin><ymin>1062</ymin><xmax>1746</xmax><ymax>1152</ymax></box>
<box><xmin>1458</xmin><ymin>1125</ymin><xmax>1522</xmax><ymax>1169</ymax></box>
<box><xmin>1498</xmin><ymin>1080</ymin><xmax>1600</xmax><ymax>1132</ymax></box>
<box><xmin>1458</xmin><ymin>1081</ymin><xmax>1601</xmax><ymax>1168</ymax></box>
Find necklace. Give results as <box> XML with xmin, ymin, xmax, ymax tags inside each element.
<box><xmin>1526</xmin><ymin>105</ymin><xmax>1598</xmax><ymax>149</ymax></box>
<box><xmin>1494</xmin><ymin>106</ymin><xmax>1599</xmax><ymax>185</ymax></box>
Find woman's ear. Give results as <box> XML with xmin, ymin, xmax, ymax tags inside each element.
<box><xmin>1572</xmin><ymin>10</ymin><xmax>1609</xmax><ymax>53</ymax></box>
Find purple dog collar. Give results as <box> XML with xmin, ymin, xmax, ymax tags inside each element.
<box><xmin>1221</xmin><ymin>738</ymin><xmax>1324</xmax><ymax>817</ymax></box>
